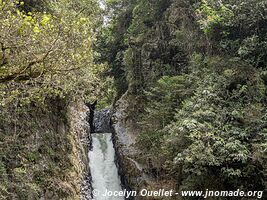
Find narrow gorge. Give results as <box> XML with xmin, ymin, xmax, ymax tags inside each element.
<box><xmin>88</xmin><ymin>107</ymin><xmax>124</xmax><ymax>200</ymax></box>
<box><xmin>0</xmin><ymin>0</ymin><xmax>266</xmax><ymax>199</ymax></box>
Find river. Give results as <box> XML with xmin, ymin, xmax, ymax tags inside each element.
<box><xmin>89</xmin><ymin>133</ymin><xmax>124</xmax><ymax>200</ymax></box>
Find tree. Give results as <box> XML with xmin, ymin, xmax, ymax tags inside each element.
<box><xmin>0</xmin><ymin>0</ymin><xmax>103</xmax><ymax>107</ymax></box>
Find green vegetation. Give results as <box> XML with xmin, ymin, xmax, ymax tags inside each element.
<box><xmin>139</xmin><ymin>55</ymin><xmax>266</xmax><ymax>191</ymax></box>
<box><xmin>1</xmin><ymin>0</ymin><xmax>267</xmax><ymax>199</ymax></box>
<box><xmin>0</xmin><ymin>0</ymin><xmax>102</xmax><ymax>199</ymax></box>
<box><xmin>0</xmin><ymin>0</ymin><xmax>103</xmax><ymax>107</ymax></box>
<box><xmin>99</xmin><ymin>0</ymin><xmax>267</xmax><ymax>197</ymax></box>
<box><xmin>0</xmin><ymin>102</ymin><xmax>75</xmax><ymax>199</ymax></box>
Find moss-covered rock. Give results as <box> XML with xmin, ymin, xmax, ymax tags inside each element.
<box><xmin>0</xmin><ymin>99</ymin><xmax>90</xmax><ymax>200</ymax></box>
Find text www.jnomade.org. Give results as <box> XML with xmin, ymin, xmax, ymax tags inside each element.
<box><xmin>92</xmin><ymin>189</ymin><xmax>264</xmax><ymax>199</ymax></box>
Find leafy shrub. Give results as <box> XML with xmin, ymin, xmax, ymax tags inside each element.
<box><xmin>138</xmin><ymin>54</ymin><xmax>267</xmax><ymax>192</ymax></box>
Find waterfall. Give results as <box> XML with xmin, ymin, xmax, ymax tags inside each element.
<box><xmin>89</xmin><ymin>133</ymin><xmax>124</xmax><ymax>200</ymax></box>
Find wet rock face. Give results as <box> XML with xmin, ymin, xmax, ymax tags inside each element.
<box><xmin>67</xmin><ymin>101</ymin><xmax>92</xmax><ymax>200</ymax></box>
<box><xmin>93</xmin><ymin>108</ymin><xmax>112</xmax><ymax>133</ymax></box>
<box><xmin>81</xmin><ymin>176</ymin><xmax>92</xmax><ymax>200</ymax></box>
<box><xmin>111</xmin><ymin>93</ymin><xmax>146</xmax><ymax>196</ymax></box>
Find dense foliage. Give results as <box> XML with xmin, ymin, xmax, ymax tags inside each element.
<box><xmin>100</xmin><ymin>0</ymin><xmax>267</xmax><ymax>197</ymax></box>
<box><xmin>0</xmin><ymin>0</ymin><xmax>103</xmax><ymax>107</ymax></box>
<box><xmin>1</xmin><ymin>0</ymin><xmax>267</xmax><ymax>198</ymax></box>
<box><xmin>0</xmin><ymin>0</ymin><xmax>102</xmax><ymax>199</ymax></box>
<box><xmin>139</xmin><ymin>55</ymin><xmax>267</xmax><ymax>192</ymax></box>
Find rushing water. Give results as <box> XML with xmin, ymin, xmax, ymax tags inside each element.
<box><xmin>89</xmin><ymin>133</ymin><xmax>124</xmax><ymax>200</ymax></box>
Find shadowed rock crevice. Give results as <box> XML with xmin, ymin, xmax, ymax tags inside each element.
<box><xmin>94</xmin><ymin>108</ymin><xmax>112</xmax><ymax>133</ymax></box>
<box><xmin>86</xmin><ymin>100</ymin><xmax>97</xmax><ymax>133</ymax></box>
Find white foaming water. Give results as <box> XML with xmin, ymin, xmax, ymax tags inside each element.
<box><xmin>89</xmin><ymin>133</ymin><xmax>124</xmax><ymax>200</ymax></box>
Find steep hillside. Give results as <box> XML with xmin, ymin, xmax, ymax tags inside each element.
<box><xmin>0</xmin><ymin>99</ymin><xmax>90</xmax><ymax>199</ymax></box>
<box><xmin>100</xmin><ymin>0</ymin><xmax>267</xmax><ymax>198</ymax></box>
<box><xmin>0</xmin><ymin>0</ymin><xmax>101</xmax><ymax>199</ymax></box>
